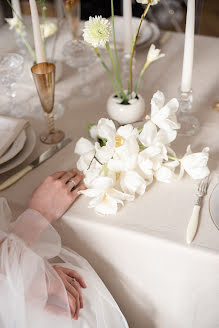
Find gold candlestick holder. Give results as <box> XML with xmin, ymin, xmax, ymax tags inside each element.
<box><xmin>31</xmin><ymin>62</ymin><xmax>65</xmax><ymax>144</ymax></box>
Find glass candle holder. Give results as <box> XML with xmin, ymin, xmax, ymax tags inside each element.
<box><xmin>177</xmin><ymin>89</ymin><xmax>199</xmax><ymax>137</ymax></box>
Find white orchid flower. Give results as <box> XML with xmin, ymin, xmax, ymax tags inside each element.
<box><xmin>180</xmin><ymin>145</ymin><xmax>210</xmax><ymax>180</ymax></box>
<box><xmin>75</xmin><ymin>137</ymin><xmax>95</xmax><ymax>174</ymax></box>
<box><xmin>148</xmin><ymin>91</ymin><xmax>180</xmax><ymax>132</ymax></box>
<box><xmin>80</xmin><ymin>176</ymin><xmax>134</xmax><ymax>215</ymax></box>
<box><xmin>147</xmin><ymin>44</ymin><xmax>165</xmax><ymax>63</ymax></box>
<box><xmin>40</xmin><ymin>22</ymin><xmax>57</xmax><ymax>39</ymax></box>
<box><xmin>83</xmin><ymin>16</ymin><xmax>111</xmax><ymax>48</ymax></box>
<box><xmin>155</xmin><ymin>160</ymin><xmax>179</xmax><ymax>183</ymax></box>
<box><xmin>5</xmin><ymin>17</ymin><xmax>22</xmax><ymax>33</ymax></box>
<box><xmin>139</xmin><ymin>121</ymin><xmax>177</xmax><ymax>148</ymax></box>
<box><xmin>136</xmin><ymin>0</ymin><xmax>160</xmax><ymax>5</ymax></box>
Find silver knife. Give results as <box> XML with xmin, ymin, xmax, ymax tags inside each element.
<box><xmin>0</xmin><ymin>138</ymin><xmax>72</xmax><ymax>191</ymax></box>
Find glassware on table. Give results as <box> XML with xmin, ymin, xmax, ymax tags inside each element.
<box><xmin>63</xmin><ymin>0</ymin><xmax>82</xmax><ymax>66</ymax></box>
<box><xmin>177</xmin><ymin>89</ymin><xmax>200</xmax><ymax>137</ymax></box>
<box><xmin>63</xmin><ymin>39</ymin><xmax>96</xmax><ymax>98</ymax></box>
<box><xmin>0</xmin><ymin>53</ymin><xmax>24</xmax><ymax>117</ymax></box>
<box><xmin>63</xmin><ymin>0</ymin><xmax>81</xmax><ymax>40</ymax></box>
<box><xmin>31</xmin><ymin>62</ymin><xmax>65</xmax><ymax>144</ymax></box>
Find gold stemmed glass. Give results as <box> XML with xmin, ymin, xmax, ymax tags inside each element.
<box><xmin>31</xmin><ymin>62</ymin><xmax>65</xmax><ymax>144</ymax></box>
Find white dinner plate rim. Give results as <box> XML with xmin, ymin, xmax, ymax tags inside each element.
<box><xmin>0</xmin><ymin>125</ymin><xmax>36</xmax><ymax>174</ymax></box>
<box><xmin>209</xmin><ymin>182</ymin><xmax>219</xmax><ymax>230</ymax></box>
<box><xmin>0</xmin><ymin>130</ymin><xmax>26</xmax><ymax>165</ymax></box>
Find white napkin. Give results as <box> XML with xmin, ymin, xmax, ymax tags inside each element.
<box><xmin>0</xmin><ymin>116</ymin><xmax>28</xmax><ymax>158</ymax></box>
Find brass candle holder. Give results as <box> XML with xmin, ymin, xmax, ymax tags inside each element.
<box><xmin>31</xmin><ymin>62</ymin><xmax>65</xmax><ymax>144</ymax></box>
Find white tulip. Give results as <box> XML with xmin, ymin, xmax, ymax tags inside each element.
<box><xmin>89</xmin><ymin>125</ymin><xmax>98</xmax><ymax>140</ymax></box>
<box><xmin>80</xmin><ymin>176</ymin><xmax>134</xmax><ymax>215</ymax></box>
<box><xmin>180</xmin><ymin>145</ymin><xmax>210</xmax><ymax>180</ymax></box>
<box><xmin>155</xmin><ymin>161</ymin><xmax>179</xmax><ymax>183</ymax></box>
<box><xmin>147</xmin><ymin>44</ymin><xmax>165</xmax><ymax>63</ymax></box>
<box><xmin>149</xmin><ymin>91</ymin><xmax>180</xmax><ymax>132</ymax></box>
<box><xmin>75</xmin><ymin>137</ymin><xmax>95</xmax><ymax>174</ymax></box>
<box><xmin>120</xmin><ymin>170</ymin><xmax>147</xmax><ymax>196</ymax></box>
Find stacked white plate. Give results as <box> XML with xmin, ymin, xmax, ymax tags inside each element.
<box><xmin>0</xmin><ymin>125</ymin><xmax>36</xmax><ymax>174</ymax></box>
<box><xmin>110</xmin><ymin>16</ymin><xmax>160</xmax><ymax>50</ymax></box>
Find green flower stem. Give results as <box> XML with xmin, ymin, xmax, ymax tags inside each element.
<box><xmin>20</xmin><ymin>30</ymin><xmax>36</xmax><ymax>61</ymax></box>
<box><xmin>134</xmin><ymin>60</ymin><xmax>150</xmax><ymax>94</ymax></box>
<box><xmin>129</xmin><ymin>1</ymin><xmax>151</xmax><ymax>94</ymax></box>
<box><xmin>94</xmin><ymin>47</ymin><xmax>121</xmax><ymax>98</ymax></box>
<box><xmin>110</xmin><ymin>0</ymin><xmax>123</xmax><ymax>90</ymax></box>
<box><xmin>168</xmin><ymin>155</ymin><xmax>181</xmax><ymax>162</ymax></box>
<box><xmin>106</xmin><ymin>42</ymin><xmax>127</xmax><ymax>101</ymax></box>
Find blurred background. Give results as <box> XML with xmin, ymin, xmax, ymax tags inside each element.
<box><xmin>1</xmin><ymin>0</ymin><xmax>219</xmax><ymax>37</ymax></box>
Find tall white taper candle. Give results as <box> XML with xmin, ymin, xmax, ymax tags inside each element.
<box><xmin>123</xmin><ymin>0</ymin><xmax>132</xmax><ymax>54</ymax></box>
<box><xmin>181</xmin><ymin>0</ymin><xmax>195</xmax><ymax>92</ymax></box>
<box><xmin>29</xmin><ymin>0</ymin><xmax>46</xmax><ymax>63</ymax></box>
<box><xmin>12</xmin><ymin>0</ymin><xmax>22</xmax><ymax>19</ymax></box>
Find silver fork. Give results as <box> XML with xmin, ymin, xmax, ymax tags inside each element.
<box><xmin>186</xmin><ymin>177</ymin><xmax>209</xmax><ymax>244</ymax></box>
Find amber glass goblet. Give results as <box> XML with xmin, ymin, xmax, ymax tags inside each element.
<box><xmin>31</xmin><ymin>62</ymin><xmax>65</xmax><ymax>144</ymax></box>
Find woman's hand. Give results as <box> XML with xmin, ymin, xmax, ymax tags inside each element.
<box><xmin>29</xmin><ymin>169</ymin><xmax>86</xmax><ymax>223</ymax></box>
<box><xmin>53</xmin><ymin>265</ymin><xmax>87</xmax><ymax>320</ymax></box>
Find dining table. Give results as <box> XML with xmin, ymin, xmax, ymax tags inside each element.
<box><xmin>0</xmin><ymin>18</ymin><xmax>219</xmax><ymax>328</ymax></box>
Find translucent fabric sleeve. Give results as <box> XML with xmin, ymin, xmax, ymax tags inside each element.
<box><xmin>0</xmin><ymin>198</ymin><xmax>73</xmax><ymax>328</ymax></box>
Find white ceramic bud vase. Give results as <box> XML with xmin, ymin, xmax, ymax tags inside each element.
<box><xmin>107</xmin><ymin>94</ymin><xmax>145</xmax><ymax>125</ymax></box>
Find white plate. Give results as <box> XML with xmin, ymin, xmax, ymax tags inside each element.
<box><xmin>209</xmin><ymin>183</ymin><xmax>219</xmax><ymax>230</ymax></box>
<box><xmin>110</xmin><ymin>16</ymin><xmax>153</xmax><ymax>49</ymax></box>
<box><xmin>0</xmin><ymin>125</ymin><xmax>36</xmax><ymax>174</ymax></box>
<box><xmin>137</xmin><ymin>22</ymin><xmax>160</xmax><ymax>49</ymax></box>
<box><xmin>0</xmin><ymin>130</ymin><xmax>26</xmax><ymax>165</ymax></box>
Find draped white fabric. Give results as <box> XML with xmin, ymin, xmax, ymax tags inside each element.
<box><xmin>0</xmin><ymin>198</ymin><xmax>128</xmax><ymax>328</ymax></box>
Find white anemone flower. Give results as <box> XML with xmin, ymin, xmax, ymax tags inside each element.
<box><xmin>40</xmin><ymin>22</ymin><xmax>57</xmax><ymax>39</ymax></box>
<box><xmin>147</xmin><ymin>44</ymin><xmax>165</xmax><ymax>63</ymax></box>
<box><xmin>83</xmin><ymin>16</ymin><xmax>111</xmax><ymax>48</ymax></box>
<box><xmin>148</xmin><ymin>91</ymin><xmax>180</xmax><ymax>132</ymax></box>
<box><xmin>75</xmin><ymin>137</ymin><xmax>95</xmax><ymax>174</ymax></box>
<box><xmin>155</xmin><ymin>161</ymin><xmax>179</xmax><ymax>183</ymax></box>
<box><xmin>95</xmin><ymin>118</ymin><xmax>116</xmax><ymax>163</ymax></box>
<box><xmin>180</xmin><ymin>145</ymin><xmax>210</xmax><ymax>180</ymax></box>
<box><xmin>136</xmin><ymin>0</ymin><xmax>160</xmax><ymax>5</ymax></box>
<box><xmin>80</xmin><ymin>176</ymin><xmax>134</xmax><ymax>215</ymax></box>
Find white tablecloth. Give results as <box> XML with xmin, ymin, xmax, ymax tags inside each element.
<box><xmin>0</xmin><ymin>20</ymin><xmax>219</xmax><ymax>328</ymax></box>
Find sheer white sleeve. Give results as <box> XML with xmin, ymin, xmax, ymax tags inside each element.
<box><xmin>0</xmin><ymin>198</ymin><xmax>72</xmax><ymax>328</ymax></box>
<box><xmin>0</xmin><ymin>198</ymin><xmax>129</xmax><ymax>328</ymax></box>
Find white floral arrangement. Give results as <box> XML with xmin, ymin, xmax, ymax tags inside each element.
<box><xmin>75</xmin><ymin>91</ymin><xmax>210</xmax><ymax>215</ymax></box>
<box><xmin>82</xmin><ymin>0</ymin><xmax>164</xmax><ymax>104</ymax></box>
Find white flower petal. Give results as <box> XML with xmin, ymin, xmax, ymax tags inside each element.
<box><xmin>90</xmin><ymin>176</ymin><xmax>114</xmax><ymax>190</ymax></box>
<box><xmin>95</xmin><ymin>195</ymin><xmax>118</xmax><ymax>215</ymax></box>
<box><xmin>75</xmin><ymin>137</ymin><xmax>94</xmax><ymax>155</ymax></box>
<box><xmin>139</xmin><ymin>121</ymin><xmax>157</xmax><ymax>147</ymax></box>
<box><xmin>76</xmin><ymin>150</ymin><xmax>95</xmax><ymax>173</ymax></box>
<box><xmin>120</xmin><ymin>171</ymin><xmax>146</xmax><ymax>195</ymax></box>
<box><xmin>89</xmin><ymin>125</ymin><xmax>98</xmax><ymax>140</ymax></box>
<box><xmin>108</xmin><ymin>188</ymin><xmax>135</xmax><ymax>202</ymax></box>
<box><xmin>79</xmin><ymin>188</ymin><xmax>102</xmax><ymax>198</ymax></box>
<box><xmin>117</xmin><ymin>124</ymin><xmax>135</xmax><ymax>139</ymax></box>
